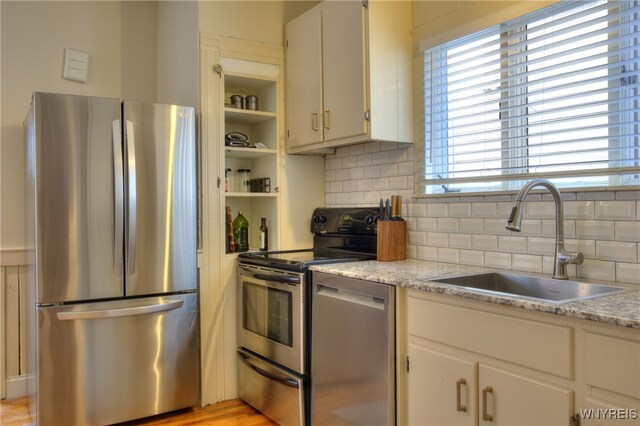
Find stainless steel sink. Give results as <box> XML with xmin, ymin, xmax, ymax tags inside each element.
<box><xmin>430</xmin><ymin>272</ymin><xmax>631</xmax><ymax>304</ymax></box>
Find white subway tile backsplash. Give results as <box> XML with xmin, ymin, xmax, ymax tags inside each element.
<box><xmin>472</xmin><ymin>203</ymin><xmax>498</xmax><ymax>218</ymax></box>
<box><xmin>408</xmin><ymin>231</ymin><xmax>427</xmax><ymax>245</ymax></box>
<box><xmin>595</xmin><ymin>201</ymin><xmax>636</xmax><ymax>221</ymax></box>
<box><xmin>417</xmin><ymin>245</ymin><xmax>438</xmax><ymax>261</ymax></box>
<box><xmin>448</xmin><ymin>203</ymin><xmax>472</xmax><ymax>217</ymax></box>
<box><xmin>389</xmin><ymin>176</ymin><xmax>408</xmax><ymax>189</ymax></box>
<box><xmin>565</xmin><ymin>239</ymin><xmax>596</xmax><ymax>260</ymax></box>
<box><xmin>485</xmin><ymin>252</ymin><xmax>512</xmax><ymax>269</ymax></box>
<box><xmin>449</xmin><ymin>233</ymin><xmax>472</xmax><ymax>249</ymax></box>
<box><xmin>364</xmin><ymin>165</ymin><xmax>381</xmax><ymax>179</ymax></box>
<box><xmin>578</xmin><ymin>259</ymin><xmax>616</xmax><ymax>282</ymax></box>
<box><xmin>472</xmin><ymin>234</ymin><xmax>498</xmax><ymax>251</ymax></box>
<box><xmin>324</xmin><ymin>141</ymin><xmax>638</xmax><ymax>279</ymax></box>
<box><xmin>616</xmin><ymin>191</ymin><xmax>640</xmax><ymax>200</ymax></box>
<box><xmin>526</xmin><ymin>202</ymin><xmax>556</xmax><ymax>219</ymax></box>
<box><xmin>417</xmin><ymin>218</ymin><xmax>438</xmax><ymax>231</ymax></box>
<box><xmin>596</xmin><ymin>241</ymin><xmax>637</xmax><ymax>263</ymax></box>
<box><xmin>437</xmin><ymin>248</ymin><xmax>460</xmax><ymax>264</ymax></box>
<box><xmin>342</xmin><ymin>180</ymin><xmax>356</xmax><ymax>192</ymax></box>
<box><xmin>577</xmin><ymin>192</ymin><xmax>615</xmax><ymax>201</ymax></box>
<box><xmin>459</xmin><ymin>250</ymin><xmax>485</xmax><ymax>266</ymax></box>
<box><xmin>372</xmin><ymin>177</ymin><xmax>390</xmax><ymax>191</ymax></box>
<box><xmin>542</xmin><ymin>220</ymin><xmax>575</xmax><ymax>238</ymax></box>
<box><xmin>564</xmin><ymin>201</ymin><xmax>595</xmax><ymax>220</ymax></box>
<box><xmin>616</xmin><ymin>263</ymin><xmax>640</xmax><ymax>285</ymax></box>
<box><xmin>498</xmin><ymin>236</ymin><xmax>528</xmax><ymax>254</ymax></box>
<box><xmin>576</xmin><ymin>220</ymin><xmax>615</xmax><ymax>241</ymax></box>
<box><xmin>427</xmin><ymin>232</ymin><xmax>449</xmax><ymax>248</ymax></box>
<box><xmin>512</xmin><ymin>254</ymin><xmax>542</xmax><ymax>273</ymax></box>
<box><xmin>437</xmin><ymin>218</ymin><xmax>459</xmax><ymax>233</ymax></box>
<box><xmin>408</xmin><ymin>203</ymin><xmax>427</xmax><ymax>217</ymax></box>
<box><xmin>484</xmin><ymin>219</ymin><xmax>510</xmax><ymax>236</ymax></box>
<box><xmin>527</xmin><ymin>237</ymin><xmax>555</xmax><ymax>256</ymax></box>
<box><xmin>349</xmin><ymin>144</ymin><xmax>364</xmax><ymax>155</ymax></box>
<box><xmin>459</xmin><ymin>218</ymin><xmax>484</xmax><ymax>233</ymax></box>
<box><xmin>614</xmin><ymin>221</ymin><xmax>640</xmax><ymax>243</ymax></box>
<box><xmin>426</xmin><ymin>203</ymin><xmax>448</xmax><ymax>217</ymax></box>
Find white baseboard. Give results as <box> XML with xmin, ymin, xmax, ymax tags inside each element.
<box><xmin>6</xmin><ymin>375</ymin><xmax>27</xmax><ymax>399</ymax></box>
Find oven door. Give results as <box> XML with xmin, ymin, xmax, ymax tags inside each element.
<box><xmin>237</xmin><ymin>264</ymin><xmax>305</xmax><ymax>373</ymax></box>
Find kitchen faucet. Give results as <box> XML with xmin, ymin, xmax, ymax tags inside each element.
<box><xmin>505</xmin><ymin>179</ymin><xmax>583</xmax><ymax>280</ymax></box>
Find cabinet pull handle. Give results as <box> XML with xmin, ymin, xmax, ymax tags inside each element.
<box><xmin>456</xmin><ymin>378</ymin><xmax>467</xmax><ymax>412</ymax></box>
<box><xmin>482</xmin><ymin>386</ymin><xmax>494</xmax><ymax>422</ymax></box>
<box><xmin>312</xmin><ymin>111</ymin><xmax>318</xmax><ymax>131</ymax></box>
<box><xmin>323</xmin><ymin>108</ymin><xmax>330</xmax><ymax>129</ymax></box>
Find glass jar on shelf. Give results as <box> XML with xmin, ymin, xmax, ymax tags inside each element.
<box><xmin>238</xmin><ymin>168</ymin><xmax>251</xmax><ymax>193</ymax></box>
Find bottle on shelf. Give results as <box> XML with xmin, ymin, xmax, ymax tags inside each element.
<box><xmin>259</xmin><ymin>217</ymin><xmax>269</xmax><ymax>251</ymax></box>
<box><xmin>225</xmin><ymin>168</ymin><xmax>231</xmax><ymax>192</ymax></box>
<box><xmin>233</xmin><ymin>211</ymin><xmax>249</xmax><ymax>252</ymax></box>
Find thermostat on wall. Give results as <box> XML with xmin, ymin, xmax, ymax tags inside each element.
<box><xmin>63</xmin><ymin>48</ymin><xmax>89</xmax><ymax>83</ymax></box>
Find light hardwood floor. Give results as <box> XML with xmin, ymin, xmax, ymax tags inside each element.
<box><xmin>0</xmin><ymin>397</ymin><xmax>277</xmax><ymax>426</ymax></box>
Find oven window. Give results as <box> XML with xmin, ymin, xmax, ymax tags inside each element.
<box><xmin>243</xmin><ymin>282</ymin><xmax>293</xmax><ymax>347</ymax></box>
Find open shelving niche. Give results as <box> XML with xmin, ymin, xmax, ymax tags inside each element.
<box><xmin>223</xmin><ymin>73</ymin><xmax>279</xmax><ymax>254</ymax></box>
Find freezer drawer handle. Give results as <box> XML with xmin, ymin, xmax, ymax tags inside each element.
<box><xmin>239</xmin><ymin>351</ymin><xmax>299</xmax><ymax>389</ymax></box>
<box><xmin>56</xmin><ymin>300</ymin><xmax>184</xmax><ymax>320</ymax></box>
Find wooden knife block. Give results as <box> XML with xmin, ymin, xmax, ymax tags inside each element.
<box><xmin>377</xmin><ymin>220</ymin><xmax>407</xmax><ymax>262</ymax></box>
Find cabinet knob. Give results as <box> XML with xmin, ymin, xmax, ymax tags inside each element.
<box><xmin>456</xmin><ymin>378</ymin><xmax>467</xmax><ymax>412</ymax></box>
<box><xmin>482</xmin><ymin>385</ymin><xmax>494</xmax><ymax>422</ymax></box>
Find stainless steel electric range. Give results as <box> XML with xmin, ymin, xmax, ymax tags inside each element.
<box><xmin>236</xmin><ymin>207</ymin><xmax>379</xmax><ymax>426</ymax></box>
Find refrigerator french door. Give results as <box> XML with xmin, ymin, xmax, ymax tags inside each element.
<box><xmin>24</xmin><ymin>92</ymin><xmax>199</xmax><ymax>426</ymax></box>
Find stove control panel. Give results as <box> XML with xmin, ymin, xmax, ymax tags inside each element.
<box><xmin>311</xmin><ymin>207</ymin><xmax>379</xmax><ymax>235</ymax></box>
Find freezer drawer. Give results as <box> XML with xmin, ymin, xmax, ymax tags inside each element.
<box><xmin>238</xmin><ymin>348</ymin><xmax>304</xmax><ymax>426</ymax></box>
<box><xmin>35</xmin><ymin>293</ymin><xmax>199</xmax><ymax>426</ymax></box>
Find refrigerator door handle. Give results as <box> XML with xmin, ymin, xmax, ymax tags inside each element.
<box><xmin>112</xmin><ymin>120</ymin><xmax>124</xmax><ymax>276</ymax></box>
<box><xmin>56</xmin><ymin>300</ymin><xmax>184</xmax><ymax>320</ymax></box>
<box><xmin>125</xmin><ymin>120</ymin><xmax>137</xmax><ymax>275</ymax></box>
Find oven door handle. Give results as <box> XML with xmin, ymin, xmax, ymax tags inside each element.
<box><xmin>245</xmin><ymin>271</ymin><xmax>301</xmax><ymax>285</ymax></box>
<box><xmin>239</xmin><ymin>351</ymin><xmax>300</xmax><ymax>389</ymax></box>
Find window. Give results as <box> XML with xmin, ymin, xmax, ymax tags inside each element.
<box><xmin>419</xmin><ymin>0</ymin><xmax>639</xmax><ymax>195</ymax></box>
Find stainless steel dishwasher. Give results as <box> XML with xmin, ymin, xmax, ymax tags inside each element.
<box><xmin>311</xmin><ymin>271</ymin><xmax>395</xmax><ymax>426</ymax></box>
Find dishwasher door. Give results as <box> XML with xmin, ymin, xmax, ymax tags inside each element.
<box><xmin>311</xmin><ymin>272</ymin><xmax>395</xmax><ymax>426</ymax></box>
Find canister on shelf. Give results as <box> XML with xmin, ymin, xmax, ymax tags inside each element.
<box><xmin>238</xmin><ymin>169</ymin><xmax>252</xmax><ymax>193</ymax></box>
<box><xmin>224</xmin><ymin>168</ymin><xmax>231</xmax><ymax>192</ymax></box>
<box><xmin>245</xmin><ymin>95</ymin><xmax>259</xmax><ymax>111</ymax></box>
<box><xmin>230</xmin><ymin>94</ymin><xmax>243</xmax><ymax>109</ymax></box>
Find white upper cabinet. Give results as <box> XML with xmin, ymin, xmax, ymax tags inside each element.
<box><xmin>285</xmin><ymin>0</ymin><xmax>413</xmax><ymax>153</ymax></box>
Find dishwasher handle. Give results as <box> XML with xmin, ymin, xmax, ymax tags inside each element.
<box><xmin>239</xmin><ymin>350</ymin><xmax>299</xmax><ymax>389</ymax></box>
<box><xmin>56</xmin><ymin>300</ymin><xmax>184</xmax><ymax>320</ymax></box>
<box><xmin>316</xmin><ymin>284</ymin><xmax>386</xmax><ymax>310</ymax></box>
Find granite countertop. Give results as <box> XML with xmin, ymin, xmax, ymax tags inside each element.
<box><xmin>309</xmin><ymin>259</ymin><xmax>640</xmax><ymax>329</ymax></box>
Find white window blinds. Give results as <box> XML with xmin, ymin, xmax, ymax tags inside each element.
<box><xmin>418</xmin><ymin>0</ymin><xmax>640</xmax><ymax>195</ymax></box>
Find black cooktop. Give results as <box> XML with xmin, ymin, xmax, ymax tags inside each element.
<box><xmin>237</xmin><ymin>249</ymin><xmax>375</xmax><ymax>272</ymax></box>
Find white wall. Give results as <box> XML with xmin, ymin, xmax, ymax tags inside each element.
<box><xmin>0</xmin><ymin>1</ymin><xmax>158</xmax><ymax>253</ymax></box>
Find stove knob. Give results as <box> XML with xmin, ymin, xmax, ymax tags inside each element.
<box><xmin>320</xmin><ymin>215</ymin><xmax>327</xmax><ymax>224</ymax></box>
<box><xmin>313</xmin><ymin>215</ymin><xmax>321</xmax><ymax>224</ymax></box>
<box><xmin>365</xmin><ymin>215</ymin><xmax>374</xmax><ymax>225</ymax></box>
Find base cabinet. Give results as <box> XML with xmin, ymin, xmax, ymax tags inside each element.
<box><xmin>408</xmin><ymin>342</ymin><xmax>572</xmax><ymax>426</ymax></box>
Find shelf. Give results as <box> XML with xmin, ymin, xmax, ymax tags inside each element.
<box><xmin>225</xmin><ymin>108</ymin><xmax>276</xmax><ymax>124</ymax></box>
<box><xmin>225</xmin><ymin>192</ymin><xmax>278</xmax><ymax>198</ymax></box>
<box><xmin>225</xmin><ymin>147</ymin><xmax>277</xmax><ymax>159</ymax></box>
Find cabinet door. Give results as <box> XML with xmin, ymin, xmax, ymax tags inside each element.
<box><xmin>322</xmin><ymin>1</ymin><xmax>368</xmax><ymax>142</ymax></box>
<box><xmin>479</xmin><ymin>364</ymin><xmax>573</xmax><ymax>425</ymax></box>
<box><xmin>408</xmin><ymin>342</ymin><xmax>477</xmax><ymax>426</ymax></box>
<box><xmin>285</xmin><ymin>6</ymin><xmax>323</xmax><ymax>148</ymax></box>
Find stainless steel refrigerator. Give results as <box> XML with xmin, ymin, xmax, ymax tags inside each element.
<box><xmin>24</xmin><ymin>92</ymin><xmax>199</xmax><ymax>425</ymax></box>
